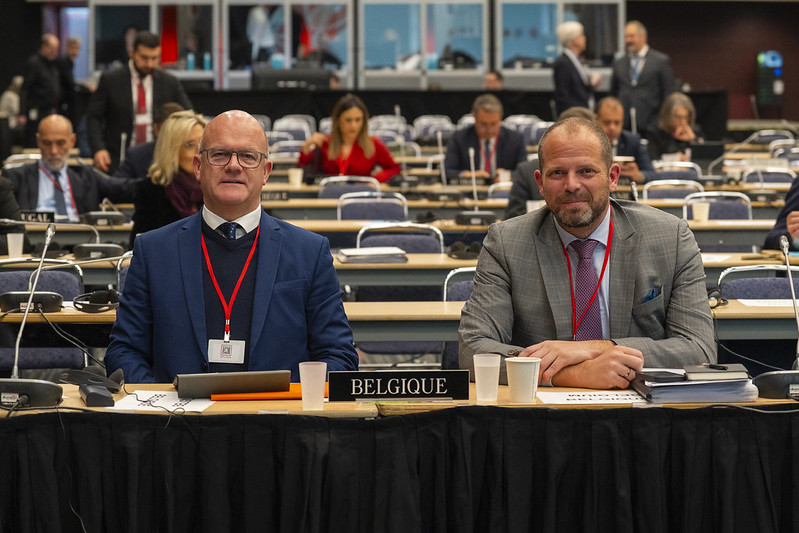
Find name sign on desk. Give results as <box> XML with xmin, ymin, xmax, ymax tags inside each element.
<box><xmin>328</xmin><ymin>370</ymin><xmax>469</xmax><ymax>401</ymax></box>
<box><xmin>261</xmin><ymin>190</ymin><xmax>288</xmax><ymax>201</ymax></box>
<box><xmin>19</xmin><ymin>210</ymin><xmax>55</xmax><ymax>223</ymax></box>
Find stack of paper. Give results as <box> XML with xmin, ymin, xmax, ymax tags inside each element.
<box><xmin>632</xmin><ymin>377</ymin><xmax>758</xmax><ymax>403</ymax></box>
<box><xmin>336</xmin><ymin>247</ymin><xmax>408</xmax><ymax>263</ymax></box>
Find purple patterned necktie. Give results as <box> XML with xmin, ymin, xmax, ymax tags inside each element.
<box><xmin>570</xmin><ymin>239</ymin><xmax>603</xmax><ymax>340</ymax></box>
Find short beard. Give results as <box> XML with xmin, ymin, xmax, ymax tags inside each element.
<box><xmin>551</xmin><ymin>193</ymin><xmax>608</xmax><ymax>230</ymax></box>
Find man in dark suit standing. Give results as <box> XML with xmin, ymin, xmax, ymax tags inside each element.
<box><xmin>444</xmin><ymin>94</ymin><xmax>527</xmax><ymax>183</ymax></box>
<box><xmin>2</xmin><ymin>114</ymin><xmax>134</xmax><ymax>221</ymax></box>
<box><xmin>610</xmin><ymin>21</ymin><xmax>674</xmax><ymax>138</ymax></box>
<box><xmin>553</xmin><ymin>21</ymin><xmax>598</xmax><ymax>115</ymax></box>
<box><xmin>113</xmin><ymin>102</ymin><xmax>185</xmax><ymax>179</ymax></box>
<box><xmin>19</xmin><ymin>34</ymin><xmax>62</xmax><ymax>147</ymax></box>
<box><xmin>86</xmin><ymin>31</ymin><xmax>192</xmax><ymax>174</ymax></box>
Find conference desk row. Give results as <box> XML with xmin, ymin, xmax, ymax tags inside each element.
<box><xmin>2</xmin><ymin>300</ymin><xmax>794</xmax><ymax>343</ymax></box>
<box><xmin>3</xmin><ymin>379</ymin><xmax>799</xmax><ymax>531</ymax></box>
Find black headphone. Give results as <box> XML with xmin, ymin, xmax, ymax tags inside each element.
<box><xmin>447</xmin><ymin>241</ymin><xmax>482</xmax><ymax>260</ymax></box>
<box><xmin>73</xmin><ymin>289</ymin><xmax>119</xmax><ymax>313</ymax></box>
<box><xmin>707</xmin><ymin>289</ymin><xmax>728</xmax><ymax>309</ymax></box>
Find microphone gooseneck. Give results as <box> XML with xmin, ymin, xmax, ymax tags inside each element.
<box><xmin>779</xmin><ymin>235</ymin><xmax>799</xmax><ymax>369</ymax></box>
<box><xmin>468</xmin><ymin>147</ymin><xmax>479</xmax><ymax>211</ymax></box>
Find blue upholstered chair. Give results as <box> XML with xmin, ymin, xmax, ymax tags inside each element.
<box><xmin>740</xmin><ymin>167</ymin><xmax>796</xmax><ymax>185</ymax></box>
<box><xmin>318</xmin><ymin>176</ymin><xmax>380</xmax><ymax>199</ymax></box>
<box><xmin>642</xmin><ymin>179</ymin><xmax>704</xmax><ymax>200</ymax></box>
<box><xmin>652</xmin><ymin>161</ymin><xmax>702</xmax><ymax>181</ymax></box>
<box><xmin>337</xmin><ymin>191</ymin><xmax>408</xmax><ymax>221</ymax></box>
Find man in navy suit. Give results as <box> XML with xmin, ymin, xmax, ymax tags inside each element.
<box><xmin>86</xmin><ymin>31</ymin><xmax>192</xmax><ymax>175</ymax></box>
<box><xmin>610</xmin><ymin>21</ymin><xmax>674</xmax><ymax>137</ymax></box>
<box><xmin>105</xmin><ymin>110</ymin><xmax>358</xmax><ymax>383</ymax></box>
<box><xmin>444</xmin><ymin>94</ymin><xmax>527</xmax><ymax>182</ymax></box>
<box><xmin>553</xmin><ymin>21</ymin><xmax>598</xmax><ymax>115</ymax></box>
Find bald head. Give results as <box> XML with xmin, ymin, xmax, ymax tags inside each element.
<box><xmin>201</xmin><ymin>110</ymin><xmax>268</xmax><ymax>155</ymax></box>
<box><xmin>37</xmin><ymin>115</ymin><xmax>75</xmax><ymax>171</ymax></box>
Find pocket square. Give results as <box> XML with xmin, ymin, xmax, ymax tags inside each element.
<box><xmin>642</xmin><ymin>287</ymin><xmax>661</xmax><ymax>303</ymax></box>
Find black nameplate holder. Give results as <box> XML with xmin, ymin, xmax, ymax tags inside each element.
<box><xmin>19</xmin><ymin>211</ymin><xmax>55</xmax><ymax>223</ymax></box>
<box><xmin>261</xmin><ymin>190</ymin><xmax>289</xmax><ymax>201</ymax></box>
<box><xmin>328</xmin><ymin>370</ymin><xmax>469</xmax><ymax>401</ymax></box>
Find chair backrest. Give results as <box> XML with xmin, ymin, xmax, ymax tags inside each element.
<box><xmin>441</xmin><ymin>266</ymin><xmax>476</xmax><ymax>369</ymax></box>
<box><xmin>774</xmin><ymin>147</ymin><xmax>799</xmax><ymax>163</ymax></box>
<box><xmin>487</xmin><ymin>182</ymin><xmax>513</xmax><ymax>199</ymax></box>
<box><xmin>266</xmin><ymin>130</ymin><xmax>294</xmax><ymax>144</ymax></box>
<box><xmin>338</xmin><ymin>191</ymin><xmax>408</xmax><ymax>221</ymax></box>
<box><xmin>270</xmin><ymin>140</ymin><xmax>306</xmax><ymax>157</ymax></box>
<box><xmin>386</xmin><ymin>141</ymin><xmax>422</xmax><ymax>158</ymax></box>
<box><xmin>741</xmin><ymin>167</ymin><xmax>796</xmax><ymax>184</ymax></box>
<box><xmin>652</xmin><ymin>161</ymin><xmax>702</xmax><ymax>181</ymax></box>
<box><xmin>372</xmin><ymin>129</ymin><xmax>403</xmax><ymax>146</ymax></box>
<box><xmin>280</xmin><ymin>114</ymin><xmax>316</xmax><ymax>132</ymax></box>
<box><xmin>457</xmin><ymin>114</ymin><xmax>475</xmax><ymax>129</ymax></box>
<box><xmin>272</xmin><ymin>118</ymin><xmax>312</xmax><ymax>140</ymax></box>
<box><xmin>769</xmin><ymin>138</ymin><xmax>796</xmax><ymax>156</ymax></box>
<box><xmin>718</xmin><ymin>265</ymin><xmax>799</xmax><ymax>299</ymax></box>
<box><xmin>0</xmin><ymin>267</ymin><xmax>83</xmax><ymax>300</ymax></box>
<box><xmin>682</xmin><ymin>192</ymin><xmax>752</xmax><ymax>220</ymax></box>
<box><xmin>752</xmin><ymin>129</ymin><xmax>794</xmax><ymax>145</ymax></box>
<box><xmin>416</xmin><ymin>122</ymin><xmax>456</xmax><ymax>142</ymax></box>
<box><xmin>531</xmin><ymin>122</ymin><xmax>554</xmax><ymax>145</ymax></box>
<box><xmin>318</xmin><ymin>117</ymin><xmax>333</xmax><ymax>134</ymax></box>
<box><xmin>251</xmin><ymin>114</ymin><xmax>271</xmax><ymax>132</ymax></box>
<box><xmin>356</xmin><ymin>222</ymin><xmax>444</xmax><ymax>252</ymax></box>
<box><xmin>642</xmin><ymin>180</ymin><xmax>704</xmax><ymax>200</ymax></box>
<box><xmin>318</xmin><ymin>176</ymin><xmax>380</xmax><ymax>198</ymax></box>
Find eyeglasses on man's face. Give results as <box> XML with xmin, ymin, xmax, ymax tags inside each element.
<box><xmin>199</xmin><ymin>148</ymin><xmax>267</xmax><ymax>169</ymax></box>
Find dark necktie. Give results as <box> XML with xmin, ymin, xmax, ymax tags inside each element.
<box><xmin>54</xmin><ymin>170</ymin><xmax>67</xmax><ymax>216</ymax></box>
<box><xmin>218</xmin><ymin>222</ymin><xmax>239</xmax><ymax>240</ymax></box>
<box><xmin>484</xmin><ymin>139</ymin><xmax>492</xmax><ymax>174</ymax></box>
<box><xmin>135</xmin><ymin>78</ymin><xmax>147</xmax><ymax>144</ymax></box>
<box><xmin>570</xmin><ymin>239</ymin><xmax>602</xmax><ymax>340</ymax></box>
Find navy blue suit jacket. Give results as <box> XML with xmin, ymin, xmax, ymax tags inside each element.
<box><xmin>766</xmin><ymin>178</ymin><xmax>799</xmax><ymax>250</ymax></box>
<box><xmin>105</xmin><ymin>210</ymin><xmax>359</xmax><ymax>383</ymax></box>
<box><xmin>444</xmin><ymin>126</ymin><xmax>527</xmax><ymax>181</ymax></box>
<box><xmin>114</xmin><ymin>141</ymin><xmax>155</xmax><ymax>179</ymax></box>
<box><xmin>553</xmin><ymin>53</ymin><xmax>592</xmax><ymax>115</ymax></box>
<box><xmin>616</xmin><ymin>130</ymin><xmax>655</xmax><ymax>181</ymax></box>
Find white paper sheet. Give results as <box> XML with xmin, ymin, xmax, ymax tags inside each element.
<box><xmin>536</xmin><ymin>390</ymin><xmax>647</xmax><ymax>404</ymax></box>
<box><xmin>737</xmin><ymin>299</ymin><xmax>794</xmax><ymax>307</ymax></box>
<box><xmin>109</xmin><ymin>390</ymin><xmax>214</xmax><ymax>412</ymax></box>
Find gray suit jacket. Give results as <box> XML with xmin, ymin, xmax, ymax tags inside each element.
<box><xmin>610</xmin><ymin>49</ymin><xmax>674</xmax><ymax>137</ymax></box>
<box><xmin>459</xmin><ymin>200</ymin><xmax>716</xmax><ymax>381</ymax></box>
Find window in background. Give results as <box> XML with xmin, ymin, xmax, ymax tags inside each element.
<box><xmin>500</xmin><ymin>3</ymin><xmax>557</xmax><ymax>68</ymax></box>
<box><xmin>156</xmin><ymin>5</ymin><xmax>214</xmax><ymax>71</ymax></box>
<box><xmin>61</xmin><ymin>7</ymin><xmax>90</xmax><ymax>82</ymax></box>
<box><xmin>292</xmin><ymin>4</ymin><xmax>348</xmax><ymax>70</ymax></box>
<box><xmin>426</xmin><ymin>3</ymin><xmax>484</xmax><ymax>71</ymax></box>
<box><xmin>363</xmin><ymin>4</ymin><xmax>421</xmax><ymax>70</ymax></box>
<box><xmin>93</xmin><ymin>5</ymin><xmax>150</xmax><ymax>71</ymax></box>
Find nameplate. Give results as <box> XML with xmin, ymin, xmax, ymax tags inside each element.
<box><xmin>328</xmin><ymin>370</ymin><xmax>469</xmax><ymax>401</ymax></box>
<box><xmin>261</xmin><ymin>190</ymin><xmax>288</xmax><ymax>201</ymax></box>
<box><xmin>19</xmin><ymin>211</ymin><xmax>55</xmax><ymax>223</ymax></box>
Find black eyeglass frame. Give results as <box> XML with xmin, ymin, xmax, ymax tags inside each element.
<box><xmin>199</xmin><ymin>148</ymin><xmax>268</xmax><ymax>168</ymax></box>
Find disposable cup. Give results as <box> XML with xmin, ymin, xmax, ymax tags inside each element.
<box><xmin>506</xmin><ymin>357</ymin><xmax>541</xmax><ymax>403</ymax></box>
<box><xmin>473</xmin><ymin>353</ymin><xmax>501</xmax><ymax>403</ymax></box>
<box><xmin>299</xmin><ymin>361</ymin><xmax>327</xmax><ymax>410</ymax></box>
<box><xmin>6</xmin><ymin>233</ymin><xmax>24</xmax><ymax>257</ymax></box>
<box><xmin>692</xmin><ymin>202</ymin><xmax>710</xmax><ymax>222</ymax></box>
<box><xmin>288</xmin><ymin>168</ymin><xmax>304</xmax><ymax>188</ymax></box>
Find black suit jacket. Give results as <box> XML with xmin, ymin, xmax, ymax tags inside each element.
<box><xmin>553</xmin><ymin>52</ymin><xmax>592</xmax><ymax>115</ymax></box>
<box><xmin>504</xmin><ymin>159</ymin><xmax>542</xmax><ymax>220</ymax></box>
<box><xmin>114</xmin><ymin>141</ymin><xmax>156</xmax><ymax>179</ymax></box>
<box><xmin>444</xmin><ymin>126</ymin><xmax>527</xmax><ymax>182</ymax></box>
<box><xmin>610</xmin><ymin>49</ymin><xmax>674</xmax><ymax>137</ymax></box>
<box><xmin>86</xmin><ymin>67</ymin><xmax>192</xmax><ymax>174</ymax></box>
<box><xmin>3</xmin><ymin>162</ymin><xmax>136</xmax><ymax>215</ymax></box>
<box><xmin>616</xmin><ymin>130</ymin><xmax>655</xmax><ymax>181</ymax></box>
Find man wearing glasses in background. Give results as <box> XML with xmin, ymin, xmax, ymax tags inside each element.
<box><xmin>105</xmin><ymin>110</ymin><xmax>359</xmax><ymax>383</ymax></box>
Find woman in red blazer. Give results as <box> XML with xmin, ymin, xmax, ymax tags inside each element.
<box><xmin>297</xmin><ymin>93</ymin><xmax>400</xmax><ymax>182</ymax></box>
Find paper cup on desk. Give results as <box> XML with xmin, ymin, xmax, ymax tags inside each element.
<box><xmin>497</xmin><ymin>169</ymin><xmax>511</xmax><ymax>183</ymax></box>
<box><xmin>506</xmin><ymin>357</ymin><xmax>541</xmax><ymax>403</ymax></box>
<box><xmin>288</xmin><ymin>168</ymin><xmax>304</xmax><ymax>188</ymax></box>
<box><xmin>6</xmin><ymin>233</ymin><xmax>24</xmax><ymax>257</ymax></box>
<box><xmin>299</xmin><ymin>361</ymin><xmax>327</xmax><ymax>410</ymax></box>
<box><xmin>692</xmin><ymin>202</ymin><xmax>710</xmax><ymax>222</ymax></box>
<box><xmin>473</xmin><ymin>353</ymin><xmax>501</xmax><ymax>403</ymax></box>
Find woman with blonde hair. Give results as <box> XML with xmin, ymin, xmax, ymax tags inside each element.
<box><xmin>131</xmin><ymin>110</ymin><xmax>206</xmax><ymax>244</ymax></box>
<box><xmin>298</xmin><ymin>93</ymin><xmax>400</xmax><ymax>182</ymax></box>
<box><xmin>648</xmin><ymin>92</ymin><xmax>704</xmax><ymax>161</ymax></box>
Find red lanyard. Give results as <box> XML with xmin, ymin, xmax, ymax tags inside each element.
<box><xmin>200</xmin><ymin>225</ymin><xmax>260</xmax><ymax>342</ymax></box>
<box><xmin>337</xmin><ymin>145</ymin><xmax>354</xmax><ymax>175</ymax></box>
<box><xmin>39</xmin><ymin>164</ymin><xmax>78</xmax><ymax>213</ymax></box>
<box><xmin>560</xmin><ymin>209</ymin><xmax>613</xmax><ymax>340</ymax></box>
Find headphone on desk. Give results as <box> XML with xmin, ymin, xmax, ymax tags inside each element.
<box><xmin>73</xmin><ymin>289</ymin><xmax>119</xmax><ymax>313</ymax></box>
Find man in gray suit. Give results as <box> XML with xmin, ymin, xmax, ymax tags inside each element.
<box><xmin>459</xmin><ymin>117</ymin><xmax>715</xmax><ymax>389</ymax></box>
<box><xmin>610</xmin><ymin>21</ymin><xmax>674</xmax><ymax>138</ymax></box>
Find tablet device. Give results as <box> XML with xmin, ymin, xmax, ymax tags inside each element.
<box><xmin>173</xmin><ymin>370</ymin><xmax>291</xmax><ymax>398</ymax></box>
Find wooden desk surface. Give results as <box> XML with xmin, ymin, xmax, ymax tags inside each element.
<box><xmin>262</xmin><ymin>197</ymin><xmax>506</xmax><ymax>209</ymax></box>
<box><xmin>333</xmin><ymin>253</ymin><xmax>477</xmax><ymax>270</ymax></box>
<box><xmin>343</xmin><ymin>301</ymin><xmax>465</xmax><ymax>321</ymax></box>
<box><xmin>687</xmin><ymin>219</ymin><xmax>774</xmax><ymax>230</ymax></box>
<box><xmin>289</xmin><ymin>219</ymin><xmax>492</xmax><ymax>233</ymax></box>
<box><xmin>0</xmin><ymin>307</ymin><xmax>117</xmax><ymax>323</ymax></box>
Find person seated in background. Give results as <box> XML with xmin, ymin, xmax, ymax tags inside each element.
<box><xmin>765</xmin><ymin>176</ymin><xmax>799</xmax><ymax>251</ymax></box>
<box><xmin>444</xmin><ymin>93</ymin><xmax>527</xmax><ymax>183</ymax></box>
<box><xmin>505</xmin><ymin>106</ymin><xmax>594</xmax><ymax>220</ymax></box>
<box><xmin>460</xmin><ymin>117</ymin><xmax>715</xmax><ymax>389</ymax></box>
<box><xmin>484</xmin><ymin>70</ymin><xmax>503</xmax><ymax>90</ymax></box>
<box><xmin>647</xmin><ymin>92</ymin><xmax>704</xmax><ymax>161</ymax></box>
<box><xmin>2</xmin><ymin>114</ymin><xmax>134</xmax><ymax>222</ymax></box>
<box><xmin>130</xmin><ymin>110</ymin><xmax>206</xmax><ymax>246</ymax></box>
<box><xmin>595</xmin><ymin>97</ymin><xmax>654</xmax><ymax>184</ymax></box>
<box><xmin>105</xmin><ymin>110</ymin><xmax>358</xmax><ymax>383</ymax></box>
<box><xmin>298</xmin><ymin>93</ymin><xmax>400</xmax><ymax>182</ymax></box>
<box><xmin>114</xmin><ymin>102</ymin><xmax>185</xmax><ymax>179</ymax></box>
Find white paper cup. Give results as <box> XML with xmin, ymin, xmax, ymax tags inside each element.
<box><xmin>288</xmin><ymin>168</ymin><xmax>304</xmax><ymax>188</ymax></box>
<box><xmin>299</xmin><ymin>361</ymin><xmax>327</xmax><ymax>410</ymax></box>
<box><xmin>692</xmin><ymin>202</ymin><xmax>710</xmax><ymax>222</ymax></box>
<box><xmin>505</xmin><ymin>357</ymin><xmax>541</xmax><ymax>403</ymax></box>
<box><xmin>497</xmin><ymin>169</ymin><xmax>511</xmax><ymax>183</ymax></box>
<box><xmin>6</xmin><ymin>233</ymin><xmax>24</xmax><ymax>257</ymax></box>
<box><xmin>473</xmin><ymin>353</ymin><xmax>501</xmax><ymax>403</ymax></box>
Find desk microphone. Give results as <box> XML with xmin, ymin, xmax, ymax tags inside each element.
<box><xmin>430</xmin><ymin>130</ymin><xmax>462</xmax><ymax>202</ymax></box>
<box><xmin>752</xmin><ymin>235</ymin><xmax>799</xmax><ymax>399</ymax></box>
<box><xmin>629</xmin><ymin>107</ymin><xmax>637</xmax><ymax>136</ymax></box>
<box><xmin>0</xmin><ymin>223</ymin><xmax>63</xmax><ymax>408</ymax></box>
<box><xmin>454</xmin><ymin>147</ymin><xmax>497</xmax><ymax>226</ymax></box>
